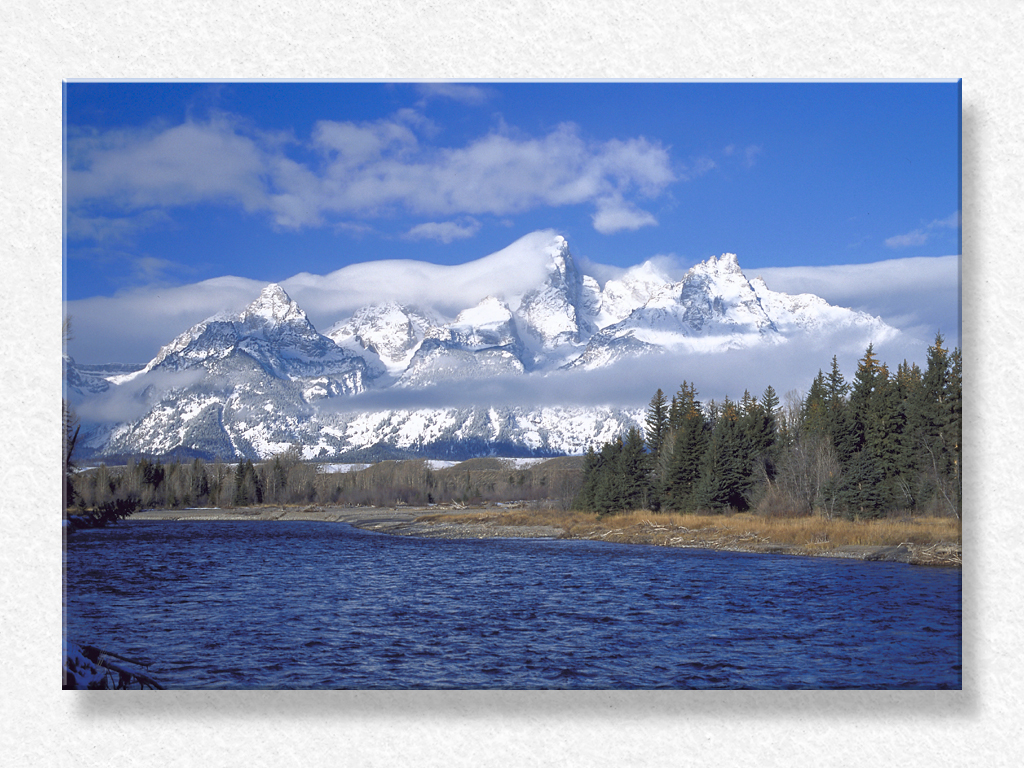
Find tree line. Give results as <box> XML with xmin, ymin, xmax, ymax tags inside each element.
<box><xmin>69</xmin><ymin>447</ymin><xmax>326</xmax><ymax>515</ymax></box>
<box><xmin>68</xmin><ymin>452</ymin><xmax>586</xmax><ymax>515</ymax></box>
<box><xmin>573</xmin><ymin>335</ymin><xmax>962</xmax><ymax>520</ymax></box>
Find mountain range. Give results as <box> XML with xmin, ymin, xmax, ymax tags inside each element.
<box><xmin>64</xmin><ymin>232</ymin><xmax>900</xmax><ymax>462</ymax></box>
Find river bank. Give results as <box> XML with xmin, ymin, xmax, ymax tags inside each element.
<box><xmin>127</xmin><ymin>505</ymin><xmax>962</xmax><ymax>567</ymax></box>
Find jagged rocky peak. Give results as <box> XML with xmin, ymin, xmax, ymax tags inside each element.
<box><xmin>327</xmin><ymin>301</ymin><xmax>441</xmax><ymax>370</ymax></box>
<box><xmin>518</xmin><ymin>235</ymin><xmax>600</xmax><ymax>351</ymax></box>
<box><xmin>239</xmin><ymin>283</ymin><xmax>309</xmax><ymax>328</ymax></box>
<box><xmin>596</xmin><ymin>260</ymin><xmax>672</xmax><ymax>326</ymax></box>
<box><xmin>693</xmin><ymin>252</ymin><xmax>743</xmax><ymax>276</ymax></box>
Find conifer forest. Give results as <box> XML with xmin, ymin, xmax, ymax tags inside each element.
<box><xmin>575</xmin><ymin>334</ymin><xmax>962</xmax><ymax>520</ymax></box>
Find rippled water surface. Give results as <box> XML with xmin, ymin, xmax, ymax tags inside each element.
<box><xmin>64</xmin><ymin>521</ymin><xmax>961</xmax><ymax>689</ymax></box>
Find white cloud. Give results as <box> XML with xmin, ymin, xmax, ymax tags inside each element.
<box><xmin>750</xmin><ymin>255</ymin><xmax>961</xmax><ymax>347</ymax></box>
<box><xmin>415</xmin><ymin>83</ymin><xmax>494</xmax><ymax>105</ymax></box>
<box><xmin>72</xmin><ymin>368</ymin><xmax>207</xmax><ymax>425</ymax></box>
<box><xmin>403</xmin><ymin>218</ymin><xmax>482</xmax><ymax>243</ymax></box>
<box><xmin>129</xmin><ymin>256</ymin><xmax>183</xmax><ymax>285</ymax></box>
<box><xmin>67</xmin><ymin>117</ymin><xmax>270</xmax><ymax>213</ymax></box>
<box><xmin>885</xmin><ymin>210</ymin><xmax>961</xmax><ymax>249</ymax></box>
<box><xmin>719</xmin><ymin>144</ymin><xmax>761</xmax><ymax>170</ymax></box>
<box><xmin>680</xmin><ymin>155</ymin><xmax>717</xmax><ymax>181</ymax></box>
<box><xmin>884</xmin><ymin>230</ymin><xmax>930</xmax><ymax>248</ymax></box>
<box><xmin>66</xmin><ymin>209</ymin><xmax>175</xmax><ymax>244</ymax></box>
<box><xmin>591</xmin><ymin>196</ymin><xmax>658</xmax><ymax>234</ymax></box>
<box><xmin>66</xmin><ymin>115</ymin><xmax>677</xmax><ymax>240</ymax></box>
<box><xmin>64</xmin><ymin>231</ymin><xmax>560</xmax><ymax>365</ymax></box>
<box><xmin>64</xmin><ymin>275</ymin><xmax>267</xmax><ymax>365</ymax></box>
<box><xmin>317</xmin><ymin>322</ymin><xmax>931</xmax><ymax>415</ymax></box>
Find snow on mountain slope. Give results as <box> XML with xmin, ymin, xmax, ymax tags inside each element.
<box><xmin>68</xmin><ymin>232</ymin><xmax>905</xmax><ymax>461</ymax></box>
<box><xmin>510</xmin><ymin>235</ymin><xmax>606</xmax><ymax>370</ymax></box>
<box><xmin>442</xmin><ymin>297</ymin><xmax>522</xmax><ymax>351</ymax></box>
<box><xmin>750</xmin><ymin>276</ymin><xmax>899</xmax><ymax>340</ymax></box>
<box><xmin>591</xmin><ymin>259</ymin><xmax>670</xmax><ymax>328</ymax></box>
<box><xmin>117</xmin><ymin>284</ymin><xmax>372</xmax><ymax>392</ymax></box>
<box><xmin>326</xmin><ymin>302</ymin><xmax>442</xmax><ymax>376</ymax></box>
<box><xmin>566</xmin><ymin>252</ymin><xmax>893</xmax><ymax>370</ymax></box>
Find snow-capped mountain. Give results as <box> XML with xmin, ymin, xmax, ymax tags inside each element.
<box><xmin>113</xmin><ymin>283</ymin><xmax>372</xmax><ymax>393</ymax></box>
<box><xmin>565</xmin><ymin>252</ymin><xmax>896</xmax><ymax>370</ymax></box>
<box><xmin>66</xmin><ymin>232</ymin><xmax>902</xmax><ymax>461</ymax></box>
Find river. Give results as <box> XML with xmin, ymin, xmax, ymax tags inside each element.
<box><xmin>63</xmin><ymin>520</ymin><xmax>962</xmax><ymax>689</ymax></box>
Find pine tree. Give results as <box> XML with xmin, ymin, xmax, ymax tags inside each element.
<box><xmin>644</xmin><ymin>389</ymin><xmax>669</xmax><ymax>459</ymax></box>
<box><xmin>592</xmin><ymin>438</ymin><xmax>625</xmax><ymax>516</ymax></box>
<box><xmin>668</xmin><ymin>381</ymin><xmax>698</xmax><ymax>431</ymax></box>
<box><xmin>619</xmin><ymin>426</ymin><xmax>652</xmax><ymax>511</ymax></box>
<box><xmin>573</xmin><ymin>445</ymin><xmax>602</xmax><ymax>511</ymax></box>
<box><xmin>663</xmin><ymin>383</ymin><xmax>708</xmax><ymax>512</ymax></box>
<box><xmin>802</xmin><ymin>370</ymin><xmax>829</xmax><ymax>437</ymax></box>
<box><xmin>947</xmin><ymin>346</ymin><xmax>962</xmax><ymax>517</ymax></box>
<box><xmin>889</xmin><ymin>359</ymin><xmax>924</xmax><ymax>509</ymax></box>
<box><xmin>912</xmin><ymin>333</ymin><xmax>961</xmax><ymax>518</ymax></box>
<box><xmin>840</xmin><ymin>344</ymin><xmax>889</xmax><ymax>516</ymax></box>
<box><xmin>693</xmin><ymin>398</ymin><xmax>752</xmax><ymax>511</ymax></box>
<box><xmin>825</xmin><ymin>356</ymin><xmax>856</xmax><ymax>463</ymax></box>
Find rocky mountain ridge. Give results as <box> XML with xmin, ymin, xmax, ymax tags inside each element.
<box><xmin>64</xmin><ymin>232</ymin><xmax>900</xmax><ymax>461</ymax></box>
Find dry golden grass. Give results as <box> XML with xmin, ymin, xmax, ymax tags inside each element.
<box><xmin>417</xmin><ymin>506</ymin><xmax>961</xmax><ymax>551</ymax></box>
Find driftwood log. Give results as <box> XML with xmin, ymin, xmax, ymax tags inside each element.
<box><xmin>64</xmin><ymin>642</ymin><xmax>165</xmax><ymax>690</ymax></box>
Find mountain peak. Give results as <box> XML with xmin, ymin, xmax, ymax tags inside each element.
<box><xmin>241</xmin><ymin>283</ymin><xmax>307</xmax><ymax>327</ymax></box>
<box><xmin>696</xmin><ymin>253</ymin><xmax>743</xmax><ymax>276</ymax></box>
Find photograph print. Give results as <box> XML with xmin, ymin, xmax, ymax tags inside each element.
<box><xmin>63</xmin><ymin>80</ymin><xmax>961</xmax><ymax>690</ymax></box>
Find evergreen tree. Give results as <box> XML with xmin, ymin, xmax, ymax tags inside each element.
<box><xmin>841</xmin><ymin>344</ymin><xmax>890</xmax><ymax>516</ymax></box>
<box><xmin>836</xmin><ymin>448</ymin><xmax>885</xmax><ymax>518</ymax></box>
<box><xmin>619</xmin><ymin>426</ymin><xmax>652</xmax><ymax>511</ymax></box>
<box><xmin>693</xmin><ymin>398</ymin><xmax>752</xmax><ymax>511</ymax></box>
<box><xmin>644</xmin><ymin>389</ymin><xmax>669</xmax><ymax>459</ymax></box>
<box><xmin>572</xmin><ymin>445</ymin><xmax>602</xmax><ymax>511</ymax></box>
<box><xmin>912</xmin><ymin>333</ymin><xmax>961</xmax><ymax>518</ymax></box>
<box><xmin>668</xmin><ymin>381</ymin><xmax>698</xmax><ymax>431</ymax></box>
<box><xmin>802</xmin><ymin>370</ymin><xmax>829</xmax><ymax>437</ymax></box>
<box><xmin>947</xmin><ymin>345</ymin><xmax>962</xmax><ymax>515</ymax></box>
<box><xmin>644</xmin><ymin>389</ymin><xmax>669</xmax><ymax>507</ymax></box>
<box><xmin>825</xmin><ymin>356</ymin><xmax>856</xmax><ymax>463</ymax></box>
<box><xmin>233</xmin><ymin>459</ymin><xmax>264</xmax><ymax>506</ymax></box>
<box><xmin>826</xmin><ymin>355</ymin><xmax>850</xmax><ymax>411</ymax></box>
<box><xmin>889</xmin><ymin>359</ymin><xmax>924</xmax><ymax>509</ymax></box>
<box><xmin>740</xmin><ymin>385</ymin><xmax>781</xmax><ymax>491</ymax></box>
<box><xmin>761</xmin><ymin>385</ymin><xmax>780</xmax><ymax>428</ymax></box>
<box><xmin>592</xmin><ymin>438</ymin><xmax>625</xmax><ymax>516</ymax></box>
<box><xmin>664</xmin><ymin>382</ymin><xmax>708</xmax><ymax>512</ymax></box>
<box><xmin>233</xmin><ymin>461</ymin><xmax>249</xmax><ymax>506</ymax></box>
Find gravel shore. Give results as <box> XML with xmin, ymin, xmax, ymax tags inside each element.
<box><xmin>127</xmin><ymin>506</ymin><xmax>960</xmax><ymax>566</ymax></box>
<box><xmin>130</xmin><ymin>506</ymin><xmax>564</xmax><ymax>540</ymax></box>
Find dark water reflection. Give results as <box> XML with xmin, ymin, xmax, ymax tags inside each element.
<box><xmin>63</xmin><ymin>520</ymin><xmax>961</xmax><ymax>690</ymax></box>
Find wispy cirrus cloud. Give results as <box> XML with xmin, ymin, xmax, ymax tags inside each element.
<box><xmin>66</xmin><ymin>113</ymin><xmax>677</xmax><ymax>239</ymax></box>
<box><xmin>415</xmin><ymin>83</ymin><xmax>495</xmax><ymax>105</ymax></box>
<box><xmin>722</xmin><ymin>144</ymin><xmax>762</xmax><ymax>168</ymax></box>
<box><xmin>65</xmin><ymin>209</ymin><xmax>175</xmax><ymax>244</ymax></box>
<box><xmin>403</xmin><ymin>217</ymin><xmax>482</xmax><ymax>243</ymax></box>
<box><xmin>885</xmin><ymin>210</ymin><xmax>961</xmax><ymax>249</ymax></box>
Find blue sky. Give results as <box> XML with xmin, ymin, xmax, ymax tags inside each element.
<box><xmin>63</xmin><ymin>81</ymin><xmax>961</xmax><ymax>366</ymax></box>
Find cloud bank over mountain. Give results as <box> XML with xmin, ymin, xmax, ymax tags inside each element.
<box><xmin>64</xmin><ymin>232</ymin><xmax>959</xmax><ymax>368</ymax></box>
